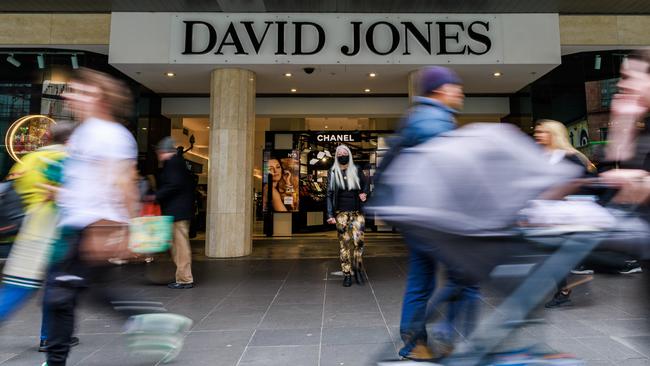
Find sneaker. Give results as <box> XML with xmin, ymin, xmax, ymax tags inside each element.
<box><xmin>38</xmin><ymin>337</ymin><xmax>79</xmax><ymax>352</ymax></box>
<box><xmin>545</xmin><ymin>291</ymin><xmax>572</xmax><ymax>308</ymax></box>
<box><xmin>570</xmin><ymin>266</ymin><xmax>594</xmax><ymax>275</ymax></box>
<box><xmin>108</xmin><ymin>258</ymin><xmax>129</xmax><ymax>265</ymax></box>
<box><xmin>619</xmin><ymin>261</ymin><xmax>643</xmax><ymax>274</ymax></box>
<box><xmin>399</xmin><ymin>341</ymin><xmax>436</xmax><ymax>361</ymax></box>
<box><xmin>167</xmin><ymin>282</ymin><xmax>194</xmax><ymax>289</ymax></box>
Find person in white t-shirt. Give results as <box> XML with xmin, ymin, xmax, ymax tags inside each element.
<box><xmin>42</xmin><ymin>69</ymin><xmax>191</xmax><ymax>366</ymax></box>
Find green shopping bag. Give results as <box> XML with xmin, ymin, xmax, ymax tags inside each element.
<box><xmin>129</xmin><ymin>216</ymin><xmax>173</xmax><ymax>254</ymax></box>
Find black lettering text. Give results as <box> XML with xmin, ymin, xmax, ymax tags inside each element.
<box><xmin>467</xmin><ymin>21</ymin><xmax>491</xmax><ymax>55</ymax></box>
<box><xmin>215</xmin><ymin>23</ymin><xmax>248</xmax><ymax>55</ymax></box>
<box><xmin>366</xmin><ymin>22</ymin><xmax>400</xmax><ymax>56</ymax></box>
<box><xmin>436</xmin><ymin>22</ymin><xmax>466</xmax><ymax>55</ymax></box>
<box><xmin>182</xmin><ymin>21</ymin><xmax>217</xmax><ymax>55</ymax></box>
<box><xmin>293</xmin><ymin>22</ymin><xmax>325</xmax><ymax>55</ymax></box>
<box><xmin>341</xmin><ymin>21</ymin><xmax>362</xmax><ymax>56</ymax></box>
<box><xmin>402</xmin><ymin>22</ymin><xmax>432</xmax><ymax>55</ymax></box>
<box><xmin>242</xmin><ymin>21</ymin><xmax>273</xmax><ymax>54</ymax></box>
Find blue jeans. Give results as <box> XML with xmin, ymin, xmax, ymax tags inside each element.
<box><xmin>427</xmin><ymin>276</ymin><xmax>480</xmax><ymax>341</ymax></box>
<box><xmin>0</xmin><ymin>282</ymin><xmax>49</xmax><ymax>340</ymax></box>
<box><xmin>400</xmin><ymin>244</ymin><xmax>438</xmax><ymax>355</ymax></box>
<box><xmin>399</xmin><ymin>235</ymin><xmax>480</xmax><ymax>355</ymax></box>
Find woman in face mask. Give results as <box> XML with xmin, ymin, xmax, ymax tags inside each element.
<box><xmin>326</xmin><ymin>145</ymin><xmax>369</xmax><ymax>287</ymax></box>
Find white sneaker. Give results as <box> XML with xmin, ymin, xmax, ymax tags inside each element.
<box><xmin>108</xmin><ymin>258</ymin><xmax>128</xmax><ymax>265</ymax></box>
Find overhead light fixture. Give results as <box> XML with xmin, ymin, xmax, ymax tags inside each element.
<box><xmin>493</xmin><ymin>72</ymin><xmax>502</xmax><ymax>77</ymax></box>
<box><xmin>284</xmin><ymin>73</ymin><xmax>292</xmax><ymax>77</ymax></box>
<box><xmin>37</xmin><ymin>54</ymin><xmax>45</xmax><ymax>69</ymax></box>
<box><xmin>290</xmin><ymin>88</ymin><xmax>297</xmax><ymax>93</ymax></box>
<box><xmin>6</xmin><ymin>54</ymin><xmax>20</xmax><ymax>67</ymax></box>
<box><xmin>165</xmin><ymin>72</ymin><xmax>176</xmax><ymax>77</ymax></box>
<box><xmin>70</xmin><ymin>54</ymin><xmax>79</xmax><ymax>69</ymax></box>
<box><xmin>206</xmin><ymin>126</ymin><xmax>210</xmax><ymax>129</ymax></box>
<box><xmin>594</xmin><ymin>54</ymin><xmax>602</xmax><ymax>70</ymax></box>
<box><xmin>364</xmin><ymin>88</ymin><xmax>371</xmax><ymax>93</ymax></box>
<box><xmin>369</xmin><ymin>72</ymin><xmax>377</xmax><ymax>78</ymax></box>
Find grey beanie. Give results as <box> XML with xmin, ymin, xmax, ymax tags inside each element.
<box><xmin>156</xmin><ymin>137</ymin><xmax>176</xmax><ymax>152</ymax></box>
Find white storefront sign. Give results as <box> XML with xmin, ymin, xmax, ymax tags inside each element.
<box><xmin>109</xmin><ymin>13</ymin><xmax>560</xmax><ymax>66</ymax></box>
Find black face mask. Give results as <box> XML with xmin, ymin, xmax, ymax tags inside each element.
<box><xmin>338</xmin><ymin>156</ymin><xmax>350</xmax><ymax>165</ymax></box>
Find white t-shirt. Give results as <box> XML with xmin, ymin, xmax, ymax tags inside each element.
<box><xmin>58</xmin><ymin>117</ymin><xmax>137</xmax><ymax>228</ymax></box>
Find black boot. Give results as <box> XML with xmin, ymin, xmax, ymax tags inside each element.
<box><xmin>343</xmin><ymin>275</ymin><xmax>352</xmax><ymax>287</ymax></box>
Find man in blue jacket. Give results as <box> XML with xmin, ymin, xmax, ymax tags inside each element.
<box><xmin>388</xmin><ymin>67</ymin><xmax>477</xmax><ymax>361</ymax></box>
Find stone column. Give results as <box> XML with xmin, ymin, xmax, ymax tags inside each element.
<box><xmin>206</xmin><ymin>69</ymin><xmax>255</xmax><ymax>258</ymax></box>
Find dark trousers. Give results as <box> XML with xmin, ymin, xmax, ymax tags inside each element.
<box><xmin>44</xmin><ymin>228</ymin><xmax>165</xmax><ymax>366</ymax></box>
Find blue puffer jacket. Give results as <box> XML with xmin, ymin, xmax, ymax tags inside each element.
<box><xmin>397</xmin><ymin>96</ymin><xmax>457</xmax><ymax>148</ymax></box>
<box><xmin>368</xmin><ymin>96</ymin><xmax>457</xmax><ymax>212</ymax></box>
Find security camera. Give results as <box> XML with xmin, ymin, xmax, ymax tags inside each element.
<box><xmin>303</xmin><ymin>67</ymin><xmax>315</xmax><ymax>74</ymax></box>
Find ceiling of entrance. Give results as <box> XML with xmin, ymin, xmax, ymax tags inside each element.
<box><xmin>115</xmin><ymin>63</ymin><xmax>552</xmax><ymax>95</ymax></box>
<box><xmin>4</xmin><ymin>0</ymin><xmax>650</xmax><ymax>14</ymax></box>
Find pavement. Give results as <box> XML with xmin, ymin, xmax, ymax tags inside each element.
<box><xmin>0</xmin><ymin>240</ymin><xmax>648</xmax><ymax>366</ymax></box>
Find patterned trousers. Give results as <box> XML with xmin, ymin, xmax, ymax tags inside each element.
<box><xmin>335</xmin><ymin>211</ymin><xmax>365</xmax><ymax>275</ymax></box>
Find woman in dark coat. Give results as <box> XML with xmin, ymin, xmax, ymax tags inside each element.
<box><xmin>326</xmin><ymin>145</ymin><xmax>369</xmax><ymax>287</ymax></box>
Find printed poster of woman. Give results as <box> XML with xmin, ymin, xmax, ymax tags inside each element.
<box><xmin>263</xmin><ymin>150</ymin><xmax>300</xmax><ymax>212</ymax></box>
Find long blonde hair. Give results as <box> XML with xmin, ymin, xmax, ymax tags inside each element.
<box><xmin>537</xmin><ymin>119</ymin><xmax>596</xmax><ymax>173</ymax></box>
<box><xmin>330</xmin><ymin>145</ymin><xmax>360</xmax><ymax>190</ymax></box>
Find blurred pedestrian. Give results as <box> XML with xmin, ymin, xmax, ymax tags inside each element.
<box><xmin>326</xmin><ymin>145</ymin><xmax>369</xmax><ymax>287</ymax></box>
<box><xmin>43</xmin><ymin>68</ymin><xmax>191</xmax><ymax>366</ymax></box>
<box><xmin>601</xmin><ymin>51</ymin><xmax>650</xmax><ymax>333</ymax></box>
<box><xmin>155</xmin><ymin>137</ymin><xmax>196</xmax><ymax>289</ymax></box>
<box><xmin>535</xmin><ymin>120</ymin><xmax>641</xmax><ymax>308</ymax></box>
<box><xmin>0</xmin><ymin>121</ymin><xmax>78</xmax><ymax>351</ymax></box>
<box><xmin>378</xmin><ymin>66</ymin><xmax>478</xmax><ymax>361</ymax></box>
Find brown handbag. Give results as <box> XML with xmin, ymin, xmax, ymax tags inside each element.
<box><xmin>80</xmin><ymin>219</ymin><xmax>132</xmax><ymax>263</ymax></box>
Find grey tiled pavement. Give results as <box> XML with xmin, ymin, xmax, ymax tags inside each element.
<box><xmin>0</xmin><ymin>256</ymin><xmax>648</xmax><ymax>366</ymax></box>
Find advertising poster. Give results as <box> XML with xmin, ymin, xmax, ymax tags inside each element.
<box><xmin>41</xmin><ymin>81</ymin><xmax>75</xmax><ymax>121</ymax></box>
<box><xmin>263</xmin><ymin>149</ymin><xmax>300</xmax><ymax>212</ymax></box>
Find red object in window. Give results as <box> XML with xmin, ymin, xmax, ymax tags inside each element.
<box><xmin>141</xmin><ymin>202</ymin><xmax>161</xmax><ymax>217</ymax></box>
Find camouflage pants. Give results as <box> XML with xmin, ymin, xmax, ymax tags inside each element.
<box><xmin>336</xmin><ymin>211</ymin><xmax>365</xmax><ymax>275</ymax></box>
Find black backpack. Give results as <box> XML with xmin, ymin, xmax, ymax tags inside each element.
<box><xmin>0</xmin><ymin>180</ymin><xmax>25</xmax><ymax>238</ymax></box>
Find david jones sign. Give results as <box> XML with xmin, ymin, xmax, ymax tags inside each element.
<box><xmin>174</xmin><ymin>14</ymin><xmax>498</xmax><ymax>63</ymax></box>
<box><xmin>182</xmin><ymin>19</ymin><xmax>491</xmax><ymax>56</ymax></box>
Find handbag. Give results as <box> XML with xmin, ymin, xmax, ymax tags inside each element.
<box><xmin>80</xmin><ymin>219</ymin><xmax>131</xmax><ymax>263</ymax></box>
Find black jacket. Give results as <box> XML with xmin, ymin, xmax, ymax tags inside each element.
<box><xmin>326</xmin><ymin>166</ymin><xmax>369</xmax><ymax>218</ymax></box>
<box><xmin>156</xmin><ymin>154</ymin><xmax>196</xmax><ymax>222</ymax></box>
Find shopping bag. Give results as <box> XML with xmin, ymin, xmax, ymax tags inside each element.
<box><xmin>129</xmin><ymin>216</ymin><xmax>173</xmax><ymax>254</ymax></box>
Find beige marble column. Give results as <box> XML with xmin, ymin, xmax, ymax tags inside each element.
<box><xmin>206</xmin><ymin>68</ymin><xmax>255</xmax><ymax>258</ymax></box>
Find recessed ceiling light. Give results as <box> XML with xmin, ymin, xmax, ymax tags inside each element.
<box><xmin>284</xmin><ymin>73</ymin><xmax>292</xmax><ymax>77</ymax></box>
<box><xmin>206</xmin><ymin>126</ymin><xmax>210</xmax><ymax>129</ymax></box>
<box><xmin>165</xmin><ymin>72</ymin><xmax>176</xmax><ymax>77</ymax></box>
<box><xmin>290</xmin><ymin>88</ymin><xmax>297</xmax><ymax>93</ymax></box>
<box><xmin>364</xmin><ymin>88</ymin><xmax>371</xmax><ymax>93</ymax></box>
<box><xmin>369</xmin><ymin>73</ymin><xmax>377</xmax><ymax>78</ymax></box>
<box><xmin>493</xmin><ymin>72</ymin><xmax>502</xmax><ymax>77</ymax></box>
